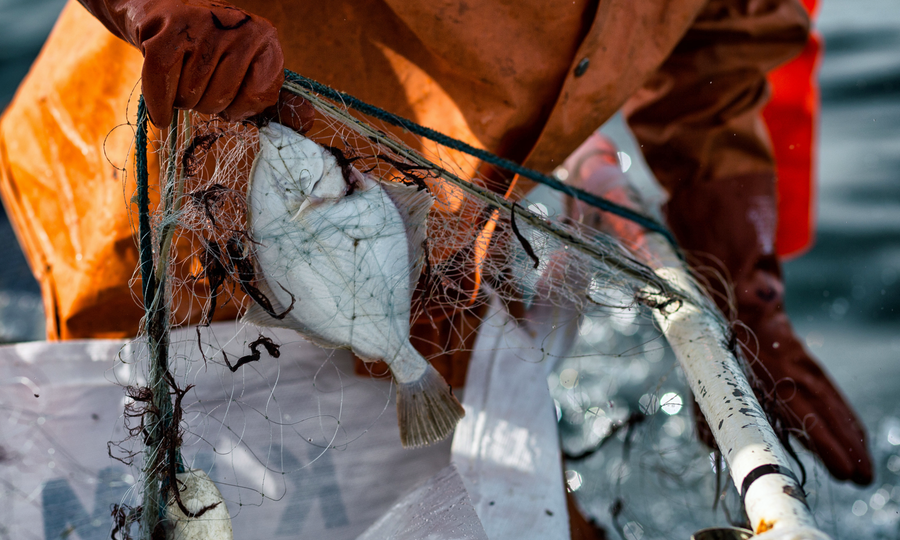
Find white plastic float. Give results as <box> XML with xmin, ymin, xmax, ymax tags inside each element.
<box><xmin>165</xmin><ymin>469</ymin><xmax>233</xmax><ymax>540</ymax></box>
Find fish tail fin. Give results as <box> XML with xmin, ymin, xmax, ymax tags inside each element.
<box><xmin>396</xmin><ymin>363</ymin><xmax>465</xmax><ymax>449</ymax></box>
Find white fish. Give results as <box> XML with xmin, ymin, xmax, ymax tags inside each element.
<box><xmin>244</xmin><ymin>122</ymin><xmax>464</xmax><ymax>448</ymax></box>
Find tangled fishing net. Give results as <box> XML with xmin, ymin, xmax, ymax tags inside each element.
<box><xmin>101</xmin><ymin>72</ymin><xmax>801</xmax><ymax>540</ymax></box>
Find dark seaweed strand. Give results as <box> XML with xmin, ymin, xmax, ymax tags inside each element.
<box><xmin>282</xmin><ymin>70</ymin><xmax>681</xmax><ymax>253</ymax></box>
<box><xmin>510</xmin><ymin>202</ymin><xmax>541</xmax><ymax>269</ymax></box>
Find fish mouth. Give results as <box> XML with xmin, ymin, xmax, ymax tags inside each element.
<box><xmin>309</xmin><ymin>173</ymin><xmax>352</xmax><ymax>199</ymax></box>
<box><xmin>289</xmin><ymin>172</ymin><xmax>379</xmax><ymax>221</ymax></box>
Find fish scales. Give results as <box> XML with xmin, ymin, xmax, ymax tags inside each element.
<box><xmin>244</xmin><ymin>122</ymin><xmax>464</xmax><ymax>448</ymax></box>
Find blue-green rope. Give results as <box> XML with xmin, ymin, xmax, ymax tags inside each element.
<box><xmin>136</xmin><ymin>97</ymin><xmax>156</xmax><ymax>306</ymax></box>
<box><xmin>136</xmin><ymin>96</ymin><xmax>183</xmax><ymax>533</ymax></box>
<box><xmin>283</xmin><ymin>70</ymin><xmax>680</xmax><ymax>250</ymax></box>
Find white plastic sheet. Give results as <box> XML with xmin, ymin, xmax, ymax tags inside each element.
<box><xmin>356</xmin><ymin>464</ymin><xmax>487</xmax><ymax>540</ymax></box>
<box><xmin>0</xmin><ymin>325</ymin><xmax>451</xmax><ymax>539</ymax></box>
<box><xmin>451</xmin><ymin>299</ymin><xmax>578</xmax><ymax>540</ymax></box>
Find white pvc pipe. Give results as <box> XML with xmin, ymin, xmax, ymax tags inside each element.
<box><xmin>565</xmin><ymin>154</ymin><xmax>830</xmax><ymax>539</ymax></box>
<box><xmin>643</xmin><ymin>234</ymin><xmax>827</xmax><ymax>539</ymax></box>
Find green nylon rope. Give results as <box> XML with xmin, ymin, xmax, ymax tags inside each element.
<box><xmin>136</xmin><ymin>97</ymin><xmax>183</xmax><ymax>537</ymax></box>
<box><xmin>136</xmin><ymin>97</ymin><xmax>156</xmax><ymax>307</ymax></box>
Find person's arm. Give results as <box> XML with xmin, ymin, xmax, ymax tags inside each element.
<box><xmin>625</xmin><ymin>0</ymin><xmax>873</xmax><ymax>485</ymax></box>
<box><xmin>76</xmin><ymin>0</ymin><xmax>285</xmax><ymax>127</ymax></box>
<box><xmin>625</xmin><ymin>0</ymin><xmax>809</xmax><ymax>190</ymax></box>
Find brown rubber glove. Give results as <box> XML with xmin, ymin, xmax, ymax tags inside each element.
<box><xmin>77</xmin><ymin>0</ymin><xmax>284</xmax><ymax>127</ymax></box>
<box><xmin>666</xmin><ymin>173</ymin><xmax>873</xmax><ymax>486</ymax></box>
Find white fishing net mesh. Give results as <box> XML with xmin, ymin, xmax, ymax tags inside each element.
<box><xmin>101</xmin><ymin>87</ymin><xmax>782</xmax><ymax>540</ymax></box>
<box><xmin>0</xmin><ymin>72</ymin><xmax>884</xmax><ymax>540</ymax></box>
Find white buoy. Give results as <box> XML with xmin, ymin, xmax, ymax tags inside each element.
<box><xmin>164</xmin><ymin>469</ymin><xmax>233</xmax><ymax>540</ymax></box>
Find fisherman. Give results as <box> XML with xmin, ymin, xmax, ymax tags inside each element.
<box><xmin>0</xmin><ymin>0</ymin><xmax>872</xmax><ymax>523</ymax></box>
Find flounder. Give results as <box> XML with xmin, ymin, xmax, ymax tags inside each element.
<box><xmin>244</xmin><ymin>122</ymin><xmax>464</xmax><ymax>448</ymax></box>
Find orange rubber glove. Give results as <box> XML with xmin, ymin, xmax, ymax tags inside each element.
<box><xmin>77</xmin><ymin>0</ymin><xmax>284</xmax><ymax>127</ymax></box>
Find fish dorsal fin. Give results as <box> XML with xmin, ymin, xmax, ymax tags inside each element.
<box><xmin>243</xmin><ymin>303</ymin><xmax>299</xmax><ymax>331</ymax></box>
<box><xmin>243</xmin><ymin>302</ymin><xmax>347</xmax><ymax>350</ymax></box>
<box><xmin>380</xmin><ymin>182</ymin><xmax>433</xmax><ymax>288</ymax></box>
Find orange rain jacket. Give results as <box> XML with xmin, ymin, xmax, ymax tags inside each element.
<box><xmin>0</xmin><ymin>0</ymin><xmax>810</xmax><ymax>342</ymax></box>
